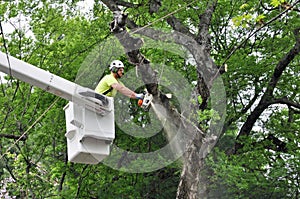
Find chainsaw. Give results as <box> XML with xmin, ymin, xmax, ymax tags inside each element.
<box><xmin>138</xmin><ymin>90</ymin><xmax>153</xmax><ymax>111</ymax></box>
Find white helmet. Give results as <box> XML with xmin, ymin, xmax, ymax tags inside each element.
<box><xmin>109</xmin><ymin>60</ymin><xmax>124</xmax><ymax>72</ymax></box>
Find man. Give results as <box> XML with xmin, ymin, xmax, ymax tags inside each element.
<box><xmin>95</xmin><ymin>60</ymin><xmax>144</xmax><ymax>99</ymax></box>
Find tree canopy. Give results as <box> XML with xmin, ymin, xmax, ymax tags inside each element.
<box><xmin>0</xmin><ymin>0</ymin><xmax>299</xmax><ymax>198</ymax></box>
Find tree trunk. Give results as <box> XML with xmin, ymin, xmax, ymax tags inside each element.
<box><xmin>176</xmin><ymin>132</ymin><xmax>204</xmax><ymax>199</ymax></box>
<box><xmin>103</xmin><ymin>3</ymin><xmax>222</xmax><ymax>198</ymax></box>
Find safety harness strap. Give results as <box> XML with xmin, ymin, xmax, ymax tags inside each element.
<box><xmin>103</xmin><ymin>87</ymin><xmax>113</xmax><ymax>95</ymax></box>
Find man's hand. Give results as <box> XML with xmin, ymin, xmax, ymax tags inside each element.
<box><xmin>135</xmin><ymin>93</ymin><xmax>144</xmax><ymax>99</ymax></box>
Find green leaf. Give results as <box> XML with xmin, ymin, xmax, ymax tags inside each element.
<box><xmin>270</xmin><ymin>0</ymin><xmax>285</xmax><ymax>7</ymax></box>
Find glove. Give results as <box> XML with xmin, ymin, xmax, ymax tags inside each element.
<box><xmin>135</xmin><ymin>93</ymin><xmax>144</xmax><ymax>100</ymax></box>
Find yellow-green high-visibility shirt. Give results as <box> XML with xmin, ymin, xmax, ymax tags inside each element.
<box><xmin>95</xmin><ymin>74</ymin><xmax>124</xmax><ymax>97</ymax></box>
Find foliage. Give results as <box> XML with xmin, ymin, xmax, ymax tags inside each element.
<box><xmin>0</xmin><ymin>0</ymin><xmax>299</xmax><ymax>198</ymax></box>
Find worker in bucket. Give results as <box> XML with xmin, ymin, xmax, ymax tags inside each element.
<box><xmin>95</xmin><ymin>60</ymin><xmax>144</xmax><ymax>100</ymax></box>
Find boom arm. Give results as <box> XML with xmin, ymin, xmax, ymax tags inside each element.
<box><xmin>0</xmin><ymin>51</ymin><xmax>111</xmax><ymax>114</ymax></box>
<box><xmin>0</xmin><ymin>51</ymin><xmax>115</xmax><ymax>164</ymax></box>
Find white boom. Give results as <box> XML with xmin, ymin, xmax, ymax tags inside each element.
<box><xmin>0</xmin><ymin>51</ymin><xmax>115</xmax><ymax>164</ymax></box>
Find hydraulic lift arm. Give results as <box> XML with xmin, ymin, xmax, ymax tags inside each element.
<box><xmin>0</xmin><ymin>51</ymin><xmax>110</xmax><ymax>113</ymax></box>
<box><xmin>0</xmin><ymin>51</ymin><xmax>115</xmax><ymax>164</ymax></box>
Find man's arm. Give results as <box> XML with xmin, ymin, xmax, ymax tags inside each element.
<box><xmin>111</xmin><ymin>83</ymin><xmax>138</xmax><ymax>99</ymax></box>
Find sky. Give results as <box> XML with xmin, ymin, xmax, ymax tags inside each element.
<box><xmin>1</xmin><ymin>0</ymin><xmax>95</xmax><ymax>81</ymax></box>
<box><xmin>2</xmin><ymin>0</ymin><xmax>95</xmax><ymax>34</ymax></box>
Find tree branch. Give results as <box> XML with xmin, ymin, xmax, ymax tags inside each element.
<box><xmin>108</xmin><ymin>9</ymin><xmax>207</xmax><ymax>147</ymax></box>
<box><xmin>166</xmin><ymin>16</ymin><xmax>194</xmax><ymax>38</ymax></box>
<box><xmin>149</xmin><ymin>0</ymin><xmax>161</xmax><ymax>14</ymax></box>
<box><xmin>222</xmin><ymin>83</ymin><xmax>260</xmax><ymax>137</ymax></box>
<box><xmin>114</xmin><ymin>0</ymin><xmax>140</xmax><ymax>8</ymax></box>
<box><xmin>75</xmin><ymin>165</ymin><xmax>89</xmax><ymax>198</ymax></box>
<box><xmin>100</xmin><ymin>0</ymin><xmax>122</xmax><ymax>11</ymax></box>
<box><xmin>223</xmin><ymin>0</ymin><xmax>300</xmax><ymax>65</ymax></box>
<box><xmin>234</xmin><ymin>27</ymin><xmax>300</xmax><ymax>153</ymax></box>
<box><xmin>101</xmin><ymin>0</ymin><xmax>141</xmax><ymax>11</ymax></box>
<box><xmin>196</xmin><ymin>0</ymin><xmax>218</xmax><ymax>53</ymax></box>
<box><xmin>0</xmin><ymin>133</ymin><xmax>27</xmax><ymax>141</ymax></box>
<box><xmin>194</xmin><ymin>0</ymin><xmax>218</xmax><ymax>110</ymax></box>
<box><xmin>257</xmin><ymin>134</ymin><xmax>288</xmax><ymax>153</ymax></box>
<box><xmin>272</xmin><ymin>97</ymin><xmax>300</xmax><ymax>109</ymax></box>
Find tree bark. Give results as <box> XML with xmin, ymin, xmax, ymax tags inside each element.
<box><xmin>102</xmin><ymin>1</ymin><xmax>221</xmax><ymax>198</ymax></box>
